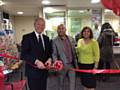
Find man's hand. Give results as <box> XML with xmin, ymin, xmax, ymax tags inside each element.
<box><xmin>35</xmin><ymin>59</ymin><xmax>46</xmax><ymax>69</ymax></box>
<box><xmin>45</xmin><ymin>58</ymin><xmax>52</xmax><ymax>69</ymax></box>
<box><xmin>92</xmin><ymin>69</ymin><xmax>97</xmax><ymax>74</ymax></box>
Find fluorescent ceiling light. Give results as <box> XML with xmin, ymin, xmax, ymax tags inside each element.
<box><xmin>42</xmin><ymin>0</ymin><xmax>51</xmax><ymax>5</ymax></box>
<box><xmin>91</xmin><ymin>0</ymin><xmax>100</xmax><ymax>4</ymax></box>
<box><xmin>0</xmin><ymin>0</ymin><xmax>5</xmax><ymax>6</ymax></box>
<box><xmin>79</xmin><ymin>10</ymin><xmax>84</xmax><ymax>13</ymax></box>
<box><xmin>44</xmin><ymin>7</ymin><xmax>57</xmax><ymax>13</ymax></box>
<box><xmin>17</xmin><ymin>11</ymin><xmax>23</xmax><ymax>15</ymax></box>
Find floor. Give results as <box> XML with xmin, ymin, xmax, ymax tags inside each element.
<box><xmin>5</xmin><ymin>61</ymin><xmax>120</xmax><ymax>90</ymax></box>
<box><xmin>47</xmin><ymin>54</ymin><xmax>120</xmax><ymax>90</ymax></box>
<box><xmin>47</xmin><ymin>73</ymin><xmax>120</xmax><ymax>90</ymax></box>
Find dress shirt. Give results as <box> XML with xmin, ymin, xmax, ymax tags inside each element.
<box><xmin>35</xmin><ymin>31</ymin><xmax>45</xmax><ymax>50</ymax></box>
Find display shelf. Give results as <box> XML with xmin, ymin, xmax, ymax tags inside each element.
<box><xmin>113</xmin><ymin>46</ymin><xmax>120</xmax><ymax>54</ymax></box>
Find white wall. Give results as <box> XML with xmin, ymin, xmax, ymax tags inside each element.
<box><xmin>14</xmin><ymin>16</ymin><xmax>36</xmax><ymax>43</ymax></box>
<box><xmin>104</xmin><ymin>14</ymin><xmax>119</xmax><ymax>32</ymax></box>
<box><xmin>13</xmin><ymin>13</ymin><xmax>120</xmax><ymax>44</ymax></box>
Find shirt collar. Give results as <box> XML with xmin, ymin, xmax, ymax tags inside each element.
<box><xmin>35</xmin><ymin>31</ymin><xmax>43</xmax><ymax>38</ymax></box>
<box><xmin>59</xmin><ymin>35</ymin><xmax>68</xmax><ymax>40</ymax></box>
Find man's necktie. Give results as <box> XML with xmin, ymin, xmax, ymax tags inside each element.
<box><xmin>38</xmin><ymin>35</ymin><xmax>44</xmax><ymax>51</ymax></box>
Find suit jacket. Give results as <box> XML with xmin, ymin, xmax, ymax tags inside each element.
<box><xmin>21</xmin><ymin>32</ymin><xmax>52</xmax><ymax>78</ymax></box>
<box><xmin>52</xmin><ymin>36</ymin><xmax>78</xmax><ymax>68</ymax></box>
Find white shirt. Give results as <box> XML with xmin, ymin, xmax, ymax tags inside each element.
<box><xmin>35</xmin><ymin>31</ymin><xmax>45</xmax><ymax>50</ymax></box>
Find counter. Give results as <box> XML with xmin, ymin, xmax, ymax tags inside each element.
<box><xmin>113</xmin><ymin>46</ymin><xmax>120</xmax><ymax>69</ymax></box>
<box><xmin>113</xmin><ymin>46</ymin><xmax>120</xmax><ymax>54</ymax></box>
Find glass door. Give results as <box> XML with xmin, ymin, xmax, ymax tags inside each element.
<box><xmin>43</xmin><ymin>6</ymin><xmax>66</xmax><ymax>39</ymax></box>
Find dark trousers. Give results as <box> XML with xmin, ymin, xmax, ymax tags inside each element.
<box><xmin>98</xmin><ymin>61</ymin><xmax>111</xmax><ymax>69</ymax></box>
<box><xmin>27</xmin><ymin>75</ymin><xmax>48</xmax><ymax>90</ymax></box>
<box><xmin>98</xmin><ymin>61</ymin><xmax>111</xmax><ymax>81</ymax></box>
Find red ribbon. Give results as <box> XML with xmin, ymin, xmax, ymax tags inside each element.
<box><xmin>0</xmin><ymin>54</ymin><xmax>19</xmax><ymax>61</ymax></box>
<box><xmin>2</xmin><ymin>54</ymin><xmax>120</xmax><ymax>74</ymax></box>
<box><xmin>26</xmin><ymin>60</ymin><xmax>64</xmax><ymax>71</ymax></box>
<box><xmin>26</xmin><ymin>61</ymin><xmax>38</xmax><ymax>68</ymax></box>
<box><xmin>71</xmin><ymin>68</ymin><xmax>120</xmax><ymax>74</ymax></box>
<box><xmin>25</xmin><ymin>61</ymin><xmax>120</xmax><ymax>74</ymax></box>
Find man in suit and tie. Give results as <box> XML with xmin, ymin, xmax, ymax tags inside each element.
<box><xmin>21</xmin><ymin>17</ymin><xmax>52</xmax><ymax>90</ymax></box>
<box><xmin>52</xmin><ymin>24</ymin><xmax>78</xmax><ymax>90</ymax></box>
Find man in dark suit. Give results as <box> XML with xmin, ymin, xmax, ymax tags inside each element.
<box><xmin>21</xmin><ymin>17</ymin><xmax>52</xmax><ymax>90</ymax></box>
